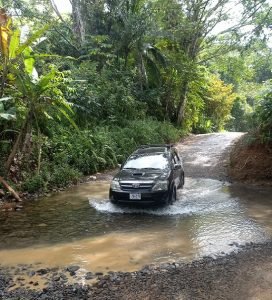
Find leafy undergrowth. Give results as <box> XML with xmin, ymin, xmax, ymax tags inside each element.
<box><xmin>229</xmin><ymin>134</ymin><xmax>272</xmax><ymax>185</ymax></box>
<box><xmin>18</xmin><ymin>119</ymin><xmax>181</xmax><ymax>194</ymax></box>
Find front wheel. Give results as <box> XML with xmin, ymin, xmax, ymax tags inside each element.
<box><xmin>168</xmin><ymin>186</ymin><xmax>176</xmax><ymax>205</ymax></box>
<box><xmin>178</xmin><ymin>173</ymin><xmax>185</xmax><ymax>189</ymax></box>
<box><xmin>110</xmin><ymin>195</ymin><xmax>117</xmax><ymax>204</ymax></box>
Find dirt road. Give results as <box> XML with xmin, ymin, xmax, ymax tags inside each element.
<box><xmin>176</xmin><ymin>132</ymin><xmax>244</xmax><ymax>180</ymax></box>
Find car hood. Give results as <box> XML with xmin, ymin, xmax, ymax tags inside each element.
<box><xmin>115</xmin><ymin>168</ymin><xmax>169</xmax><ymax>181</ymax></box>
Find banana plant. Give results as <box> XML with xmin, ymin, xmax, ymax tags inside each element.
<box><xmin>0</xmin><ymin>10</ymin><xmax>76</xmax><ymax>174</ymax></box>
<box><xmin>5</xmin><ymin>67</ymin><xmax>77</xmax><ymax>174</ymax></box>
<box><xmin>0</xmin><ymin>9</ymin><xmax>49</xmax><ymax>96</ymax></box>
<box><xmin>9</xmin><ymin>70</ymin><xmax>69</xmax><ymax>177</ymax></box>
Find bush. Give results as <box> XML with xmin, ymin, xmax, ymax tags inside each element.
<box><xmin>44</xmin><ymin>119</ymin><xmax>180</xmax><ymax>174</ymax></box>
<box><xmin>44</xmin><ymin>127</ymin><xmax>118</xmax><ymax>174</ymax></box>
<box><xmin>49</xmin><ymin>164</ymin><xmax>82</xmax><ymax>188</ymax></box>
<box><xmin>255</xmin><ymin>92</ymin><xmax>272</xmax><ymax>143</ymax></box>
<box><xmin>22</xmin><ymin>175</ymin><xmax>46</xmax><ymax>193</ymax></box>
<box><xmin>109</xmin><ymin>119</ymin><xmax>180</xmax><ymax>161</ymax></box>
<box><xmin>21</xmin><ymin>164</ymin><xmax>82</xmax><ymax>193</ymax></box>
<box><xmin>68</xmin><ymin>62</ymin><xmax>146</xmax><ymax>126</ymax></box>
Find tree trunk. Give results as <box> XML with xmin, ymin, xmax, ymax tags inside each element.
<box><xmin>0</xmin><ymin>176</ymin><xmax>22</xmax><ymax>202</ymax></box>
<box><xmin>177</xmin><ymin>80</ymin><xmax>189</xmax><ymax>126</ymax></box>
<box><xmin>50</xmin><ymin>0</ymin><xmax>67</xmax><ymax>23</ymax></box>
<box><xmin>37</xmin><ymin>141</ymin><xmax>42</xmax><ymax>175</ymax></box>
<box><xmin>5</xmin><ymin>126</ymin><xmax>24</xmax><ymax>172</ymax></box>
<box><xmin>71</xmin><ymin>0</ymin><xmax>86</xmax><ymax>45</ymax></box>
<box><xmin>5</xmin><ymin>112</ymin><xmax>31</xmax><ymax>173</ymax></box>
<box><xmin>137</xmin><ymin>50</ymin><xmax>147</xmax><ymax>91</ymax></box>
<box><xmin>36</xmin><ymin>127</ymin><xmax>42</xmax><ymax>175</ymax></box>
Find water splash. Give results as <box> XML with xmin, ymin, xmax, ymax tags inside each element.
<box><xmin>89</xmin><ymin>178</ymin><xmax>235</xmax><ymax>216</ymax></box>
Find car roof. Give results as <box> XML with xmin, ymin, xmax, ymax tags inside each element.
<box><xmin>134</xmin><ymin>144</ymin><xmax>176</xmax><ymax>155</ymax></box>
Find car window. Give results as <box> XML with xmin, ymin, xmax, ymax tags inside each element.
<box><xmin>123</xmin><ymin>153</ymin><xmax>169</xmax><ymax>170</ymax></box>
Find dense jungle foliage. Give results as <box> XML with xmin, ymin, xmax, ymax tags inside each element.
<box><xmin>0</xmin><ymin>0</ymin><xmax>271</xmax><ymax>194</ymax></box>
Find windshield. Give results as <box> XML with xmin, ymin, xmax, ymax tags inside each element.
<box><xmin>123</xmin><ymin>153</ymin><xmax>169</xmax><ymax>170</ymax></box>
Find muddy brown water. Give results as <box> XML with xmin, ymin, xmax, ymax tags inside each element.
<box><xmin>0</xmin><ymin>178</ymin><xmax>272</xmax><ymax>274</ymax></box>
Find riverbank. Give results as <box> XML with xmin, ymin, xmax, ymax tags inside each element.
<box><xmin>1</xmin><ymin>241</ymin><xmax>272</xmax><ymax>299</ymax></box>
<box><xmin>229</xmin><ymin>134</ymin><xmax>272</xmax><ymax>186</ymax></box>
<box><xmin>0</xmin><ymin>168</ymin><xmax>118</xmax><ymax>212</ymax></box>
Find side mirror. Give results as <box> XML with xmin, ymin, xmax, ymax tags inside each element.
<box><xmin>174</xmin><ymin>164</ymin><xmax>181</xmax><ymax>170</ymax></box>
<box><xmin>117</xmin><ymin>164</ymin><xmax>122</xmax><ymax>169</ymax></box>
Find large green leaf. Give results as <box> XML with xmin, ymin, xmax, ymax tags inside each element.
<box><xmin>0</xmin><ymin>105</ymin><xmax>16</xmax><ymax>120</ymax></box>
<box><xmin>0</xmin><ymin>97</ymin><xmax>12</xmax><ymax>102</ymax></box>
<box><xmin>9</xmin><ymin>29</ymin><xmax>20</xmax><ymax>59</ymax></box>
<box><xmin>23</xmin><ymin>46</ymin><xmax>35</xmax><ymax>76</ymax></box>
<box><xmin>145</xmin><ymin>55</ymin><xmax>161</xmax><ymax>86</ymax></box>
<box><xmin>58</xmin><ymin>108</ymin><xmax>78</xmax><ymax>130</ymax></box>
<box><xmin>33</xmin><ymin>54</ymin><xmax>76</xmax><ymax>60</ymax></box>
<box><xmin>37</xmin><ymin>70</ymin><xmax>56</xmax><ymax>91</ymax></box>
<box><xmin>148</xmin><ymin>46</ymin><xmax>167</xmax><ymax>67</ymax></box>
<box><xmin>16</xmin><ymin>73</ymin><xmax>34</xmax><ymax>96</ymax></box>
<box><xmin>16</xmin><ymin>24</ymin><xmax>51</xmax><ymax>57</ymax></box>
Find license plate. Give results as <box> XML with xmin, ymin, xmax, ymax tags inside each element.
<box><xmin>130</xmin><ymin>193</ymin><xmax>141</xmax><ymax>200</ymax></box>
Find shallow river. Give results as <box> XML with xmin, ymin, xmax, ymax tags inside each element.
<box><xmin>0</xmin><ymin>178</ymin><xmax>271</xmax><ymax>273</ymax></box>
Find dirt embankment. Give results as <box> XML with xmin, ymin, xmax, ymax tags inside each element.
<box><xmin>229</xmin><ymin>134</ymin><xmax>272</xmax><ymax>186</ymax></box>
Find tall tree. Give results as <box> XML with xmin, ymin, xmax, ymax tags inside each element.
<box><xmin>71</xmin><ymin>0</ymin><xmax>86</xmax><ymax>45</ymax></box>
<box><xmin>153</xmin><ymin>0</ymin><xmax>271</xmax><ymax>125</ymax></box>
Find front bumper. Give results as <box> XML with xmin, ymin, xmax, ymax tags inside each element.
<box><xmin>109</xmin><ymin>189</ymin><xmax>169</xmax><ymax>205</ymax></box>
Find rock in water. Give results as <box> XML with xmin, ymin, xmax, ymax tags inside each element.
<box><xmin>66</xmin><ymin>266</ymin><xmax>80</xmax><ymax>273</ymax></box>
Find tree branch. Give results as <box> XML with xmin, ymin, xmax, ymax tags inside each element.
<box><xmin>49</xmin><ymin>0</ymin><xmax>67</xmax><ymax>23</ymax></box>
<box><xmin>0</xmin><ymin>176</ymin><xmax>22</xmax><ymax>202</ymax></box>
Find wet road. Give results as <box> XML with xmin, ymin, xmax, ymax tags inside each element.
<box><xmin>0</xmin><ymin>133</ymin><xmax>271</xmax><ymax>274</ymax></box>
<box><xmin>176</xmin><ymin>132</ymin><xmax>244</xmax><ymax>180</ymax></box>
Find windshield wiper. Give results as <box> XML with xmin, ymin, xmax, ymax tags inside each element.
<box><xmin>123</xmin><ymin>167</ymin><xmax>138</xmax><ymax>170</ymax></box>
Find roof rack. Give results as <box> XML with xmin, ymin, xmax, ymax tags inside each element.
<box><xmin>138</xmin><ymin>144</ymin><xmax>174</xmax><ymax>149</ymax></box>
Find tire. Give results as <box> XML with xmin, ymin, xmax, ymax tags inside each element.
<box><xmin>168</xmin><ymin>186</ymin><xmax>176</xmax><ymax>205</ymax></box>
<box><xmin>110</xmin><ymin>195</ymin><xmax>117</xmax><ymax>204</ymax></box>
<box><xmin>178</xmin><ymin>173</ymin><xmax>185</xmax><ymax>189</ymax></box>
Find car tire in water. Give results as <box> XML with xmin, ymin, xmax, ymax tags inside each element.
<box><xmin>178</xmin><ymin>173</ymin><xmax>185</xmax><ymax>189</ymax></box>
<box><xmin>110</xmin><ymin>197</ymin><xmax>117</xmax><ymax>204</ymax></box>
<box><xmin>168</xmin><ymin>186</ymin><xmax>176</xmax><ymax>205</ymax></box>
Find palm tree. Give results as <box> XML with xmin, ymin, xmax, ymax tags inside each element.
<box><xmin>135</xmin><ymin>42</ymin><xmax>166</xmax><ymax>89</ymax></box>
<box><xmin>108</xmin><ymin>0</ymin><xmax>166</xmax><ymax>88</ymax></box>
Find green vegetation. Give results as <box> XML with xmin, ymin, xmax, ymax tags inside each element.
<box><xmin>20</xmin><ymin>119</ymin><xmax>180</xmax><ymax>192</ymax></box>
<box><xmin>0</xmin><ymin>1</ymin><xmax>271</xmax><ymax>194</ymax></box>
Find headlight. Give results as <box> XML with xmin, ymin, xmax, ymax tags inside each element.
<box><xmin>152</xmin><ymin>180</ymin><xmax>168</xmax><ymax>191</ymax></box>
<box><xmin>110</xmin><ymin>179</ymin><xmax>121</xmax><ymax>191</ymax></box>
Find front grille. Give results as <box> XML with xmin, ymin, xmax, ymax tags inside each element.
<box><xmin>120</xmin><ymin>181</ymin><xmax>153</xmax><ymax>191</ymax></box>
